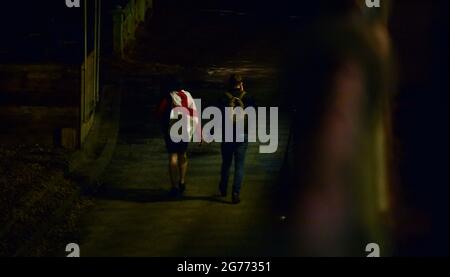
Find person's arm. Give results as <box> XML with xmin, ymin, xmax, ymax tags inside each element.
<box><xmin>156</xmin><ymin>97</ymin><xmax>169</xmax><ymax>119</ymax></box>
<box><xmin>157</xmin><ymin>97</ymin><xmax>172</xmax><ymax>134</ymax></box>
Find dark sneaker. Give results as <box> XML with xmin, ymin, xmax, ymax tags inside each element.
<box><xmin>232</xmin><ymin>193</ymin><xmax>241</xmax><ymax>204</ymax></box>
<box><xmin>219</xmin><ymin>188</ymin><xmax>227</xmax><ymax>197</ymax></box>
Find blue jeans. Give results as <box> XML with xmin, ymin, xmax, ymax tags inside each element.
<box><xmin>219</xmin><ymin>141</ymin><xmax>248</xmax><ymax>195</ymax></box>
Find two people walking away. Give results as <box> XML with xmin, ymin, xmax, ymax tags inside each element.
<box><xmin>157</xmin><ymin>76</ymin><xmax>199</xmax><ymax>198</ymax></box>
<box><xmin>157</xmin><ymin>74</ymin><xmax>255</xmax><ymax>204</ymax></box>
<box><xmin>218</xmin><ymin>74</ymin><xmax>255</xmax><ymax>204</ymax></box>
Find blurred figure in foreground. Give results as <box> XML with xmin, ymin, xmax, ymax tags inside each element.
<box><xmin>281</xmin><ymin>0</ymin><xmax>395</xmax><ymax>256</ymax></box>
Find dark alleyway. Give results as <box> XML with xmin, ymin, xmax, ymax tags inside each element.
<box><xmin>0</xmin><ymin>0</ymin><xmax>447</xmax><ymax>258</ymax></box>
<box><xmin>79</xmin><ymin>8</ymin><xmax>291</xmax><ymax>256</ymax></box>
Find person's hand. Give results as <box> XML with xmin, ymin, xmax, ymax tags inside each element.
<box><xmin>199</xmin><ymin>139</ymin><xmax>211</xmax><ymax>146</ymax></box>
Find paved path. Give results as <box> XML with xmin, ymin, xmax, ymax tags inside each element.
<box><xmin>80</xmin><ymin>8</ymin><xmax>292</xmax><ymax>257</ymax></box>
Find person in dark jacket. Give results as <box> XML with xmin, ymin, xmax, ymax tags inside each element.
<box><xmin>218</xmin><ymin>74</ymin><xmax>256</xmax><ymax>204</ymax></box>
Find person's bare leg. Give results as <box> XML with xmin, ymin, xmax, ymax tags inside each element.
<box><xmin>168</xmin><ymin>154</ymin><xmax>179</xmax><ymax>188</ymax></box>
<box><xmin>178</xmin><ymin>152</ymin><xmax>188</xmax><ymax>185</ymax></box>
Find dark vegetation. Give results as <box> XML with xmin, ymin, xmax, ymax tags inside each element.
<box><xmin>0</xmin><ymin>145</ymin><xmax>91</xmax><ymax>257</ymax></box>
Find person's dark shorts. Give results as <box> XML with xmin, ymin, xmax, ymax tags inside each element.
<box><xmin>164</xmin><ymin>134</ymin><xmax>188</xmax><ymax>154</ymax></box>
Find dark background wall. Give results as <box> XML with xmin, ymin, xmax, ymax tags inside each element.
<box><xmin>0</xmin><ymin>2</ymin><xmax>83</xmax><ymax>63</ymax></box>
<box><xmin>390</xmin><ymin>0</ymin><xmax>448</xmax><ymax>256</ymax></box>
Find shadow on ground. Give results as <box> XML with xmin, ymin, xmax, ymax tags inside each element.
<box><xmin>95</xmin><ymin>187</ymin><xmax>232</xmax><ymax>204</ymax></box>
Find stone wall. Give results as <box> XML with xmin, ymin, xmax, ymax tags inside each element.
<box><xmin>0</xmin><ymin>64</ymin><xmax>80</xmax><ymax>148</ymax></box>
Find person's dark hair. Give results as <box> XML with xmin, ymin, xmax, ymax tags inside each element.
<box><xmin>162</xmin><ymin>75</ymin><xmax>183</xmax><ymax>95</ymax></box>
<box><xmin>228</xmin><ymin>74</ymin><xmax>243</xmax><ymax>90</ymax></box>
